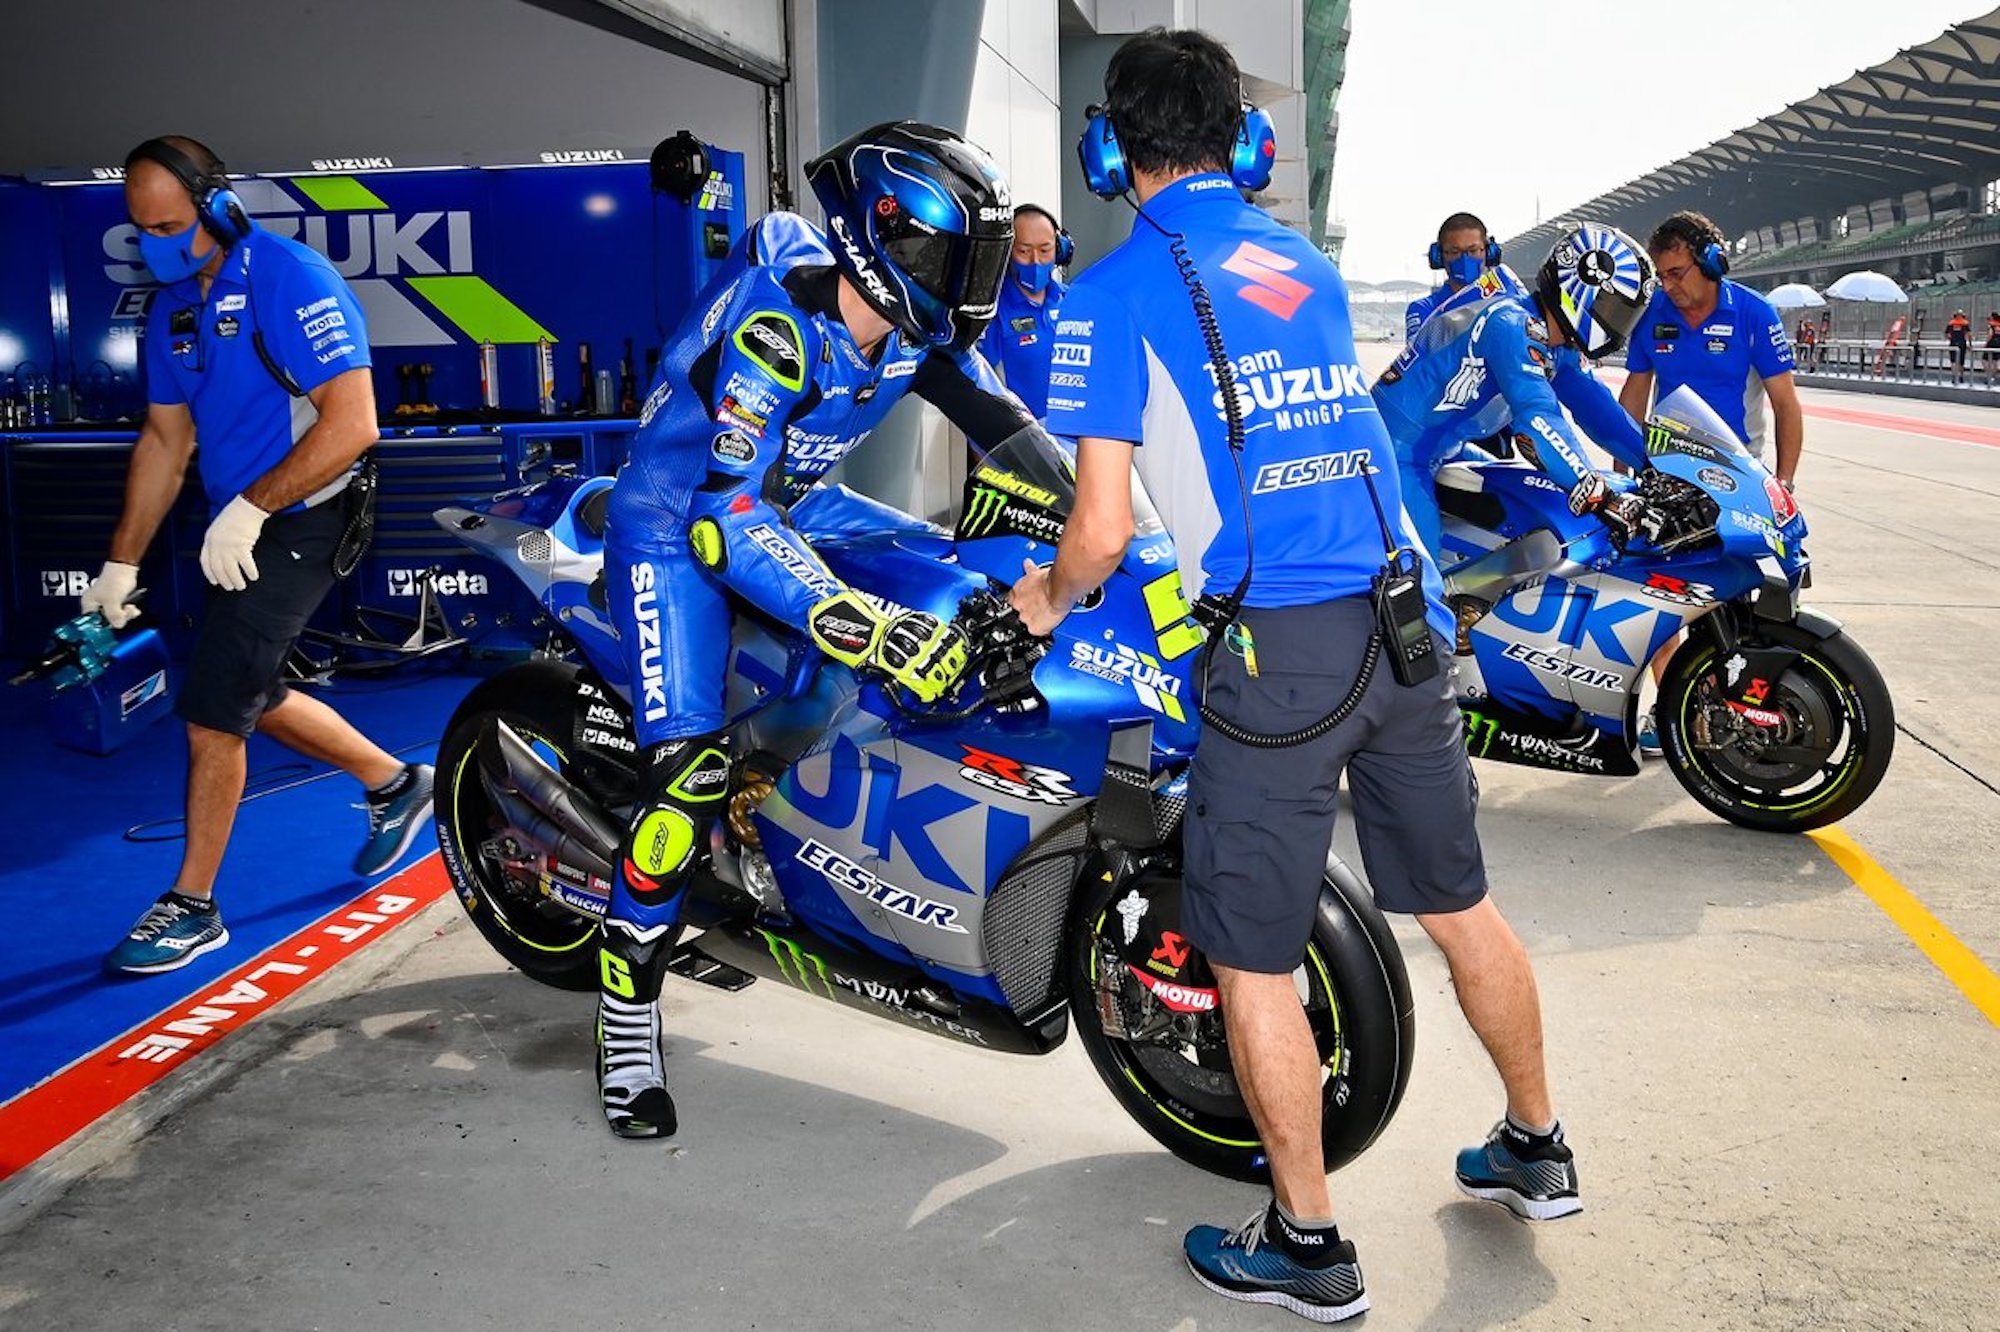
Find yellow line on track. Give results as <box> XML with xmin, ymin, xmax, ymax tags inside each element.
<box><xmin>1810</xmin><ymin>826</ymin><xmax>2000</xmax><ymax>1028</ymax></box>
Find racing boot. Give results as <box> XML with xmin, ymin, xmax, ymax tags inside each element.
<box><xmin>597</xmin><ymin>733</ymin><xmax>732</xmax><ymax>1140</ymax></box>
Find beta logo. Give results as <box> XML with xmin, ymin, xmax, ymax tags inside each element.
<box><xmin>386</xmin><ymin>568</ymin><xmax>488</xmax><ymax>597</ymax></box>
<box><xmin>43</xmin><ymin>570</ymin><xmax>90</xmax><ymax>597</ymax></box>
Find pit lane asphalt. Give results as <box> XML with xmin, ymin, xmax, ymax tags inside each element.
<box><xmin>1</xmin><ymin>351</ymin><xmax>1994</xmax><ymax>1331</ymax></box>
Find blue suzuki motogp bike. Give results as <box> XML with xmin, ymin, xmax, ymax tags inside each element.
<box><xmin>427</xmin><ymin>427</ymin><xmax>1415</xmax><ymax>1182</ymax></box>
<box><xmin>1437</xmin><ymin>387</ymin><xmax>1892</xmax><ymax>830</ymax></box>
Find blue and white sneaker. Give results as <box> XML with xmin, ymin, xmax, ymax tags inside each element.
<box><xmin>1184</xmin><ymin>1204</ymin><xmax>1368</xmax><ymax>1324</ymax></box>
<box><xmin>1638</xmin><ymin>709</ymin><xmax>1663</xmax><ymax>760</ymax></box>
<box><xmin>104</xmin><ymin>893</ymin><xmax>230</xmax><ymax>975</ymax></box>
<box><xmin>354</xmin><ymin>763</ymin><xmax>435</xmax><ymax>876</ymax></box>
<box><xmin>1455</xmin><ymin>1120</ymin><xmax>1583</xmax><ymax>1221</ymax></box>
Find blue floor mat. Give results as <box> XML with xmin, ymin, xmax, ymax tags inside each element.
<box><xmin>0</xmin><ymin>662</ymin><xmax>482</xmax><ymax>1106</ymax></box>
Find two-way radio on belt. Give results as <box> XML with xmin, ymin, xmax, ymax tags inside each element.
<box><xmin>1123</xmin><ymin>197</ymin><xmax>1437</xmax><ymax>750</ymax></box>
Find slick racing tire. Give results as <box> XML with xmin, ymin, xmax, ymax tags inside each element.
<box><xmin>435</xmin><ymin>660</ymin><xmax>625</xmax><ymax>991</ymax></box>
<box><xmin>1066</xmin><ymin>855</ymin><xmax>1415</xmax><ymax>1183</ymax></box>
<box><xmin>1658</xmin><ymin>622</ymin><xmax>1894</xmax><ymax>833</ymax></box>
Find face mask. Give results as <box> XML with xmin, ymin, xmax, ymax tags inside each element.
<box><xmin>1012</xmin><ymin>259</ymin><xmax>1054</xmax><ymax>295</ymax></box>
<box><xmin>1445</xmin><ymin>252</ymin><xmax>1484</xmax><ymax>288</ymax></box>
<box><xmin>138</xmin><ymin>219</ymin><xmax>213</xmax><ymax>284</ymax></box>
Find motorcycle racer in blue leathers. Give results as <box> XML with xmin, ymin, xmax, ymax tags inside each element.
<box><xmin>594</xmin><ymin>121</ymin><xmax>1028</xmax><ymax>1139</ymax></box>
<box><xmin>1373</xmin><ymin>224</ymin><xmax>1660</xmax><ymax>572</ymax></box>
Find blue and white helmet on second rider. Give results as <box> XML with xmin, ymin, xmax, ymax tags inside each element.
<box><xmin>805</xmin><ymin>121</ymin><xmax>1016</xmax><ymax>352</ymax></box>
<box><xmin>1536</xmin><ymin>222</ymin><xmax>1654</xmax><ymax>359</ymax></box>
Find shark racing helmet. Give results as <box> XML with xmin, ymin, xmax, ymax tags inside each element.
<box><xmin>1536</xmin><ymin>223</ymin><xmax>1656</xmax><ymax>359</ymax></box>
<box><xmin>806</xmin><ymin>121</ymin><xmax>1014</xmax><ymax>352</ymax></box>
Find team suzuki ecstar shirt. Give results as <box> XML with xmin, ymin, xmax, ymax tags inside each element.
<box><xmin>1045</xmin><ymin>173</ymin><xmax>1447</xmax><ymax>636</ymax></box>
<box><xmin>1624</xmin><ymin>279</ymin><xmax>1795</xmax><ymax>454</ymax></box>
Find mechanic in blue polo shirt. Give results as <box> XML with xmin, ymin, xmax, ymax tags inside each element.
<box><xmin>1618</xmin><ymin>210</ymin><xmax>1803</xmax><ymax>488</ymax></box>
<box><xmin>1405</xmin><ymin>211</ymin><xmax>1501</xmax><ymax>341</ymax></box>
<box><xmin>1617</xmin><ymin>210</ymin><xmax>1804</xmax><ymax>756</ymax></box>
<box><xmin>1009</xmin><ymin>29</ymin><xmax>1579</xmax><ymax>1324</ymax></box>
<box><xmin>975</xmin><ymin>203</ymin><xmax>1070</xmax><ymax>418</ymax></box>
<box><xmin>82</xmin><ymin>136</ymin><xmax>432</xmax><ymax>976</ymax></box>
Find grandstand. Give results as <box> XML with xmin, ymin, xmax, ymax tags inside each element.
<box><xmin>1501</xmin><ymin>7</ymin><xmax>2000</xmax><ymax>345</ymax></box>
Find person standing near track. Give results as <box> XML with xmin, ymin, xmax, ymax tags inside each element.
<box><xmin>1010</xmin><ymin>29</ymin><xmax>1580</xmax><ymax>1324</ymax></box>
<box><xmin>1946</xmin><ymin>308</ymin><xmax>1972</xmax><ymax>385</ymax></box>
<box><xmin>85</xmin><ymin>136</ymin><xmax>433</xmax><ymax>976</ymax></box>
<box><xmin>1984</xmin><ymin>311</ymin><xmax>2000</xmax><ymax>381</ymax></box>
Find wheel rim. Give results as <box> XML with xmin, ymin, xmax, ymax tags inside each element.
<box><xmin>1671</xmin><ymin>644</ymin><xmax>1871</xmax><ymax>815</ymax></box>
<box><xmin>444</xmin><ymin>722</ymin><xmax>601</xmax><ymax>956</ymax></box>
<box><xmin>1086</xmin><ymin>905</ymin><xmax>1347</xmax><ymax>1149</ymax></box>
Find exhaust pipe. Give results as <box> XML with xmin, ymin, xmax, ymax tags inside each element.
<box><xmin>477</xmin><ymin>720</ymin><xmax>625</xmax><ymax>867</ymax></box>
<box><xmin>487</xmin><ymin>786</ymin><xmax>619</xmax><ymax>884</ymax></box>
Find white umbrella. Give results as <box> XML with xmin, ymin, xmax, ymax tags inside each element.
<box><xmin>1826</xmin><ymin>270</ymin><xmax>1907</xmax><ymax>303</ymax></box>
<box><xmin>1766</xmin><ymin>282</ymin><xmax>1825</xmax><ymax>309</ymax></box>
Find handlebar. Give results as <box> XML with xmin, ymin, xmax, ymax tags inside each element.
<box><xmin>876</xmin><ymin>588</ymin><xmax>1047</xmax><ymax>723</ymax></box>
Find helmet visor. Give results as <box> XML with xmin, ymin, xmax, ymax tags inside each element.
<box><xmin>884</xmin><ymin>226</ymin><xmax>1009</xmax><ymax>313</ymax></box>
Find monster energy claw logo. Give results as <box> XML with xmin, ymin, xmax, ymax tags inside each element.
<box><xmin>962</xmin><ymin>486</ymin><xmax>1008</xmax><ymax>537</ymax></box>
<box><xmin>761</xmin><ymin>930</ymin><xmax>836</xmax><ymax>998</ymax></box>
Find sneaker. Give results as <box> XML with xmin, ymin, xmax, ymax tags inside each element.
<box><xmin>1183</xmin><ymin>1204</ymin><xmax>1368</xmax><ymax>1324</ymax></box>
<box><xmin>104</xmin><ymin>892</ymin><xmax>230</xmax><ymax>975</ymax></box>
<box><xmin>1454</xmin><ymin>1120</ymin><xmax>1582</xmax><ymax>1221</ymax></box>
<box><xmin>1637</xmin><ymin>709</ymin><xmax>1663</xmax><ymax>759</ymax></box>
<box><xmin>353</xmin><ymin>763</ymin><xmax>435</xmax><ymax>876</ymax></box>
<box><xmin>598</xmin><ymin>994</ymin><xmax>678</xmax><ymax>1139</ymax></box>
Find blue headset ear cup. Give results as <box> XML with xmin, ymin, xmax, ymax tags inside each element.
<box><xmin>1054</xmin><ymin>229</ymin><xmax>1074</xmax><ymax>268</ymax></box>
<box><xmin>1427</xmin><ymin>241</ymin><xmax>1445</xmax><ymax>271</ymax></box>
<box><xmin>1697</xmin><ymin>240</ymin><xmax>1727</xmax><ymax>280</ymax></box>
<box><xmin>1487</xmin><ymin>238</ymin><xmax>1502</xmax><ymax>266</ymax></box>
<box><xmin>1232</xmin><ymin>105</ymin><xmax>1276</xmax><ymax>192</ymax></box>
<box><xmin>199</xmin><ymin>184</ymin><xmax>252</xmax><ymax>245</ymax></box>
<box><xmin>1077</xmin><ymin>110</ymin><xmax>1130</xmax><ymax>199</ymax></box>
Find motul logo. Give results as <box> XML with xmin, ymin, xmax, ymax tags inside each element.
<box><xmin>1131</xmin><ymin>967</ymin><xmax>1218</xmax><ymax>1012</ymax></box>
<box><xmin>1220</xmin><ymin>241</ymin><xmax>1313</xmax><ymax>320</ymax></box>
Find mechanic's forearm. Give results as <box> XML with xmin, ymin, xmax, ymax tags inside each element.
<box><xmin>241</xmin><ymin>417</ymin><xmax>377</xmax><ymax>513</ymax></box>
<box><xmin>108</xmin><ymin>427</ymin><xmax>192</xmax><ymax>565</ymax></box>
<box><xmin>1048</xmin><ymin>515</ymin><xmax>1129</xmax><ymax>610</ymax></box>
<box><xmin>1773</xmin><ymin>401</ymin><xmax>1803</xmax><ymax>485</ymax></box>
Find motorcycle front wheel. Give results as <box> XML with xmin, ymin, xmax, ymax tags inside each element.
<box><xmin>1658</xmin><ymin>620</ymin><xmax>1894</xmax><ymax>832</ymax></box>
<box><xmin>1065</xmin><ymin>855</ymin><xmax>1415</xmax><ymax>1183</ymax></box>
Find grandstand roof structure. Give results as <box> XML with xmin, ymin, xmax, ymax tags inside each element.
<box><xmin>1501</xmin><ymin>7</ymin><xmax>2000</xmax><ymax>262</ymax></box>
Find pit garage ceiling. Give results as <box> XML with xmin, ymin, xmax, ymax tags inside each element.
<box><xmin>2</xmin><ymin>0</ymin><xmax>780</xmax><ymax>190</ymax></box>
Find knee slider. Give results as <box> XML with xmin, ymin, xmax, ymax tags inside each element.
<box><xmin>621</xmin><ymin>736</ymin><xmax>731</xmax><ymax>901</ymax></box>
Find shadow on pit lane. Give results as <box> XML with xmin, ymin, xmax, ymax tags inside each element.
<box><xmin>0</xmin><ymin>966</ymin><xmax>1563</xmax><ymax>1332</ymax></box>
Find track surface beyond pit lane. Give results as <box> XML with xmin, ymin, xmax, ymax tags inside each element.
<box><xmin>0</xmin><ymin>354</ymin><xmax>1994</xmax><ymax>1331</ymax></box>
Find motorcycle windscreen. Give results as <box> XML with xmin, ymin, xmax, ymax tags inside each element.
<box><xmin>955</xmin><ymin>423</ymin><xmax>1169</xmax><ymax>547</ymax></box>
<box><xmin>1647</xmin><ymin>386</ymin><xmax>1751</xmax><ymax>458</ymax></box>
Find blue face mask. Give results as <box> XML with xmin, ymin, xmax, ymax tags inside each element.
<box><xmin>138</xmin><ymin>219</ymin><xmax>213</xmax><ymax>284</ymax></box>
<box><xmin>1445</xmin><ymin>252</ymin><xmax>1485</xmax><ymax>288</ymax></box>
<box><xmin>1012</xmin><ymin>259</ymin><xmax>1054</xmax><ymax>296</ymax></box>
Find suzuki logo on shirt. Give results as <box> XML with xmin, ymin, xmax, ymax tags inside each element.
<box><xmin>1219</xmin><ymin>242</ymin><xmax>1313</xmax><ymax>320</ymax></box>
<box><xmin>1434</xmin><ymin>355</ymin><xmax>1487</xmax><ymax>412</ymax></box>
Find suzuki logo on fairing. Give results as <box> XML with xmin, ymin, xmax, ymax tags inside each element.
<box><xmin>310</xmin><ymin>157</ymin><xmax>394</xmax><ymax>171</ymax></box>
<box><xmin>629</xmin><ymin>563</ymin><xmax>668</xmax><ymax>723</ymax></box>
<box><xmin>539</xmin><ymin>150</ymin><xmax>626</xmax><ymax>164</ymax></box>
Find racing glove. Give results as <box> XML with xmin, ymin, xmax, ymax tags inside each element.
<box><xmin>809</xmin><ymin>590</ymin><xmax>970</xmax><ymax>703</ymax></box>
<box><xmin>200</xmin><ymin>495</ymin><xmax>270</xmax><ymax>591</ymax></box>
<box><xmin>1569</xmin><ymin>475</ymin><xmax>1662</xmax><ymax>548</ymax></box>
<box><xmin>80</xmin><ymin>560</ymin><xmax>141</xmax><ymax>629</ymax></box>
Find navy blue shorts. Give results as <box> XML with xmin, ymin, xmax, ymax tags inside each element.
<box><xmin>1182</xmin><ymin>596</ymin><xmax>1487</xmax><ymax>974</ymax></box>
<box><xmin>177</xmin><ymin>501</ymin><xmax>343</xmax><ymax>737</ymax></box>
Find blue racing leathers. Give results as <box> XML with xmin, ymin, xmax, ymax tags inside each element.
<box><xmin>1372</xmin><ymin>279</ymin><xmax>1647</xmax><ymax>561</ymax></box>
<box><xmin>599</xmin><ymin>213</ymin><xmax>1028</xmax><ymax>944</ymax></box>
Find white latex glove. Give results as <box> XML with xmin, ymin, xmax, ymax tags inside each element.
<box><xmin>200</xmin><ymin>495</ymin><xmax>269</xmax><ymax>591</ymax></box>
<box><xmin>81</xmin><ymin>560</ymin><xmax>142</xmax><ymax>628</ymax></box>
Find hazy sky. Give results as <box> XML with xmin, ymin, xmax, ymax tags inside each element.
<box><xmin>1331</xmin><ymin>0</ymin><xmax>1996</xmax><ymax>283</ymax></box>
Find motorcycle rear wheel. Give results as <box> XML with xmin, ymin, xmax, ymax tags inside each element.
<box><xmin>1658</xmin><ymin>621</ymin><xmax>1894</xmax><ymax>832</ymax></box>
<box><xmin>435</xmin><ymin>660</ymin><xmax>613</xmax><ymax>991</ymax></box>
<box><xmin>1065</xmin><ymin>856</ymin><xmax>1415</xmax><ymax>1183</ymax></box>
